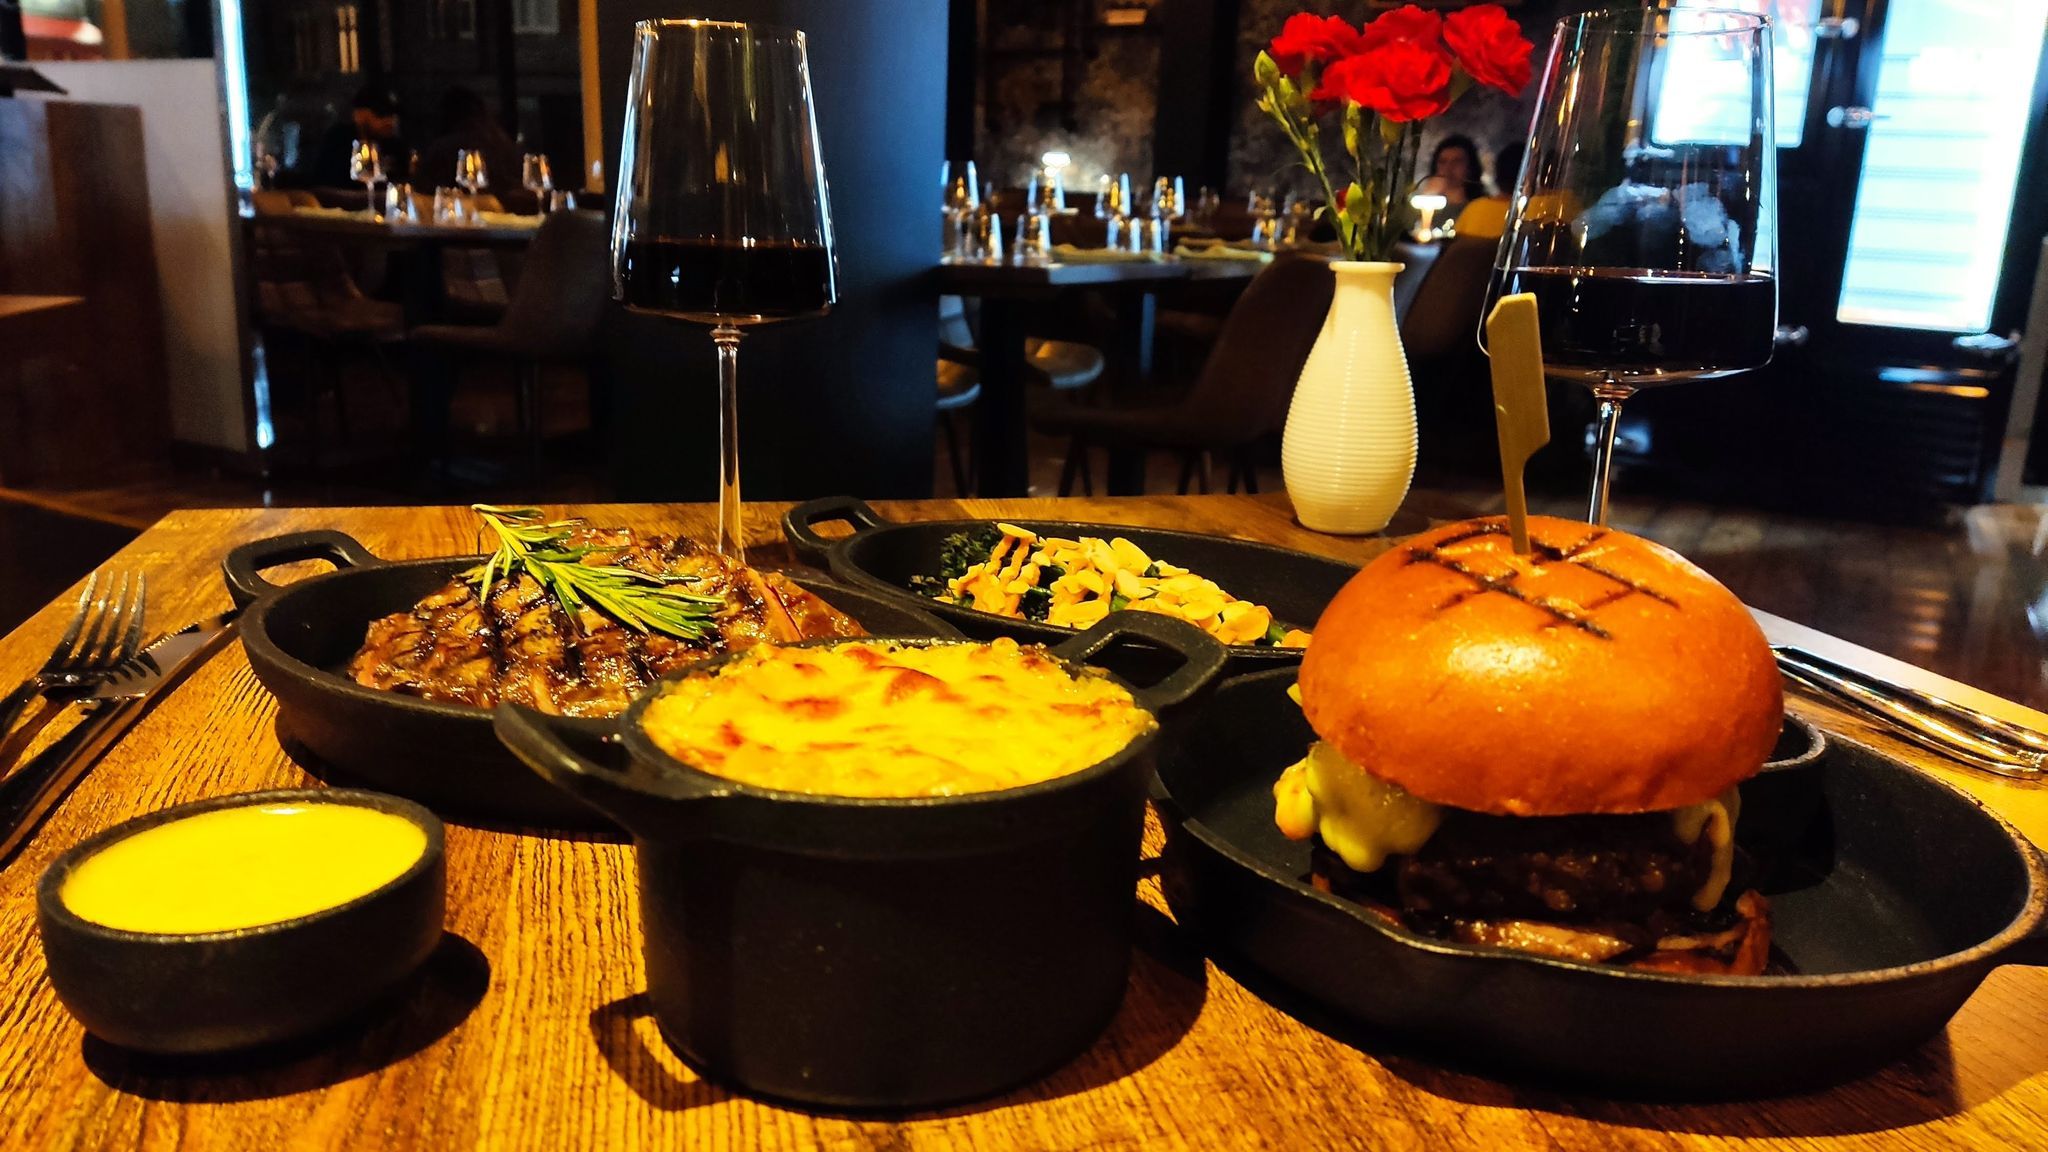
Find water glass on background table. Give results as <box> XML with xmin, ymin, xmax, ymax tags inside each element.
<box><xmin>1480</xmin><ymin>6</ymin><xmax>1778</xmax><ymax>525</ymax></box>
<box><xmin>1015</xmin><ymin>210</ymin><xmax>1052</xmax><ymax>264</ymax></box>
<box><xmin>433</xmin><ymin>186</ymin><xmax>471</xmax><ymax>226</ymax></box>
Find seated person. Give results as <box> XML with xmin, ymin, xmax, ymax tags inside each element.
<box><xmin>1453</xmin><ymin>141</ymin><xmax>1524</xmax><ymax>240</ymax></box>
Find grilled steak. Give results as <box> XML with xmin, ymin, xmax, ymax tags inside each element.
<box><xmin>348</xmin><ymin>530</ymin><xmax>864</xmax><ymax>717</ymax></box>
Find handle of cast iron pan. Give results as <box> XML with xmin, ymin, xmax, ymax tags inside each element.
<box><xmin>780</xmin><ymin>496</ymin><xmax>893</xmax><ymax>565</ymax></box>
<box><xmin>2001</xmin><ymin>840</ymin><xmax>2048</xmax><ymax>968</ymax></box>
<box><xmin>492</xmin><ymin>704</ymin><xmax>732</xmax><ymax>840</ymax></box>
<box><xmin>223</xmin><ymin>530</ymin><xmax>385</xmax><ymax>607</ymax></box>
<box><xmin>1050</xmin><ymin>610</ymin><xmax>1229</xmax><ymax>716</ymax></box>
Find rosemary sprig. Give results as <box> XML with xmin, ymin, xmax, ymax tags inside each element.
<box><xmin>463</xmin><ymin>505</ymin><xmax>724</xmax><ymax>641</ymax></box>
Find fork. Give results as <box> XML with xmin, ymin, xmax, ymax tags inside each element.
<box><xmin>0</xmin><ymin>571</ymin><xmax>147</xmax><ymax>738</ymax></box>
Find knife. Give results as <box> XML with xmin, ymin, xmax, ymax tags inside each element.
<box><xmin>0</xmin><ymin>609</ymin><xmax>240</xmax><ymax>868</ymax></box>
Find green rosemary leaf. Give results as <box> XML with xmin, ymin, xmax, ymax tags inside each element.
<box><xmin>463</xmin><ymin>505</ymin><xmax>722</xmax><ymax>640</ymax></box>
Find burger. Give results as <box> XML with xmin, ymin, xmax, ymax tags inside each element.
<box><xmin>1273</xmin><ymin>515</ymin><xmax>1781</xmax><ymax>975</ymax></box>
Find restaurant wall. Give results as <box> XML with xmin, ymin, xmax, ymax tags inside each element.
<box><xmin>595</xmin><ymin>0</ymin><xmax>945</xmax><ymax>501</ymax></box>
<box><xmin>32</xmin><ymin>59</ymin><xmax>247</xmax><ymax>453</ymax></box>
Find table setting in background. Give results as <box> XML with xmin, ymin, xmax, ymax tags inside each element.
<box><xmin>8</xmin><ymin>7</ymin><xmax>2048</xmax><ymax>1151</ymax></box>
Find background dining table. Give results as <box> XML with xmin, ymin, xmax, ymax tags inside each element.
<box><xmin>935</xmin><ymin>259</ymin><xmax>1260</xmax><ymax>497</ymax></box>
<box><xmin>0</xmin><ymin>493</ymin><xmax>2044</xmax><ymax>1150</ymax></box>
<box><xmin>243</xmin><ymin>210</ymin><xmax>543</xmax><ymax>328</ymax></box>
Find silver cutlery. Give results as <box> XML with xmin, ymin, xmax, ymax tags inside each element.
<box><xmin>0</xmin><ymin>571</ymin><xmax>147</xmax><ymax>736</ymax></box>
<box><xmin>1775</xmin><ymin>645</ymin><xmax>2048</xmax><ymax>779</ymax></box>
<box><xmin>0</xmin><ymin>609</ymin><xmax>238</xmax><ymax>868</ymax></box>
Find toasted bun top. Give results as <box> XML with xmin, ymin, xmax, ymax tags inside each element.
<box><xmin>1297</xmin><ymin>516</ymin><xmax>1782</xmax><ymax>816</ymax></box>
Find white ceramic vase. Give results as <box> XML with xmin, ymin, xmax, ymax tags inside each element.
<box><xmin>1281</xmin><ymin>260</ymin><xmax>1417</xmax><ymax>534</ymax></box>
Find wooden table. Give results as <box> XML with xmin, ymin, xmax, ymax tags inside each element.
<box><xmin>936</xmin><ymin>260</ymin><xmax>1259</xmax><ymax>497</ymax></box>
<box><xmin>3</xmin><ymin>495</ymin><xmax>2047</xmax><ymax>1150</ymax></box>
<box><xmin>243</xmin><ymin>211</ymin><xmax>542</xmax><ymax>329</ymax></box>
<box><xmin>250</xmin><ymin>211</ymin><xmax>545</xmax><ymax>247</ymax></box>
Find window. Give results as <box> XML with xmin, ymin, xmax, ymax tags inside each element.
<box><xmin>336</xmin><ymin>4</ymin><xmax>360</xmax><ymax>74</ymax></box>
<box><xmin>512</xmin><ymin>0</ymin><xmax>559</xmax><ymax>36</ymax></box>
<box><xmin>435</xmin><ymin>0</ymin><xmax>476</xmax><ymax>41</ymax></box>
<box><xmin>1652</xmin><ymin>0</ymin><xmax>1825</xmax><ymax>150</ymax></box>
<box><xmin>1836</xmin><ymin>0</ymin><xmax>2048</xmax><ymax>332</ymax></box>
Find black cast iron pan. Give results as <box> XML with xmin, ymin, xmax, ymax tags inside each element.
<box><xmin>782</xmin><ymin>495</ymin><xmax>1360</xmax><ymax>674</ymax></box>
<box><xmin>223</xmin><ymin>530</ymin><xmax>959</xmax><ymax>831</ymax></box>
<box><xmin>1153</xmin><ymin>668</ymin><xmax>2048</xmax><ymax>1097</ymax></box>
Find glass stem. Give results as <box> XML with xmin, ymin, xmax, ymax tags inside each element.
<box><xmin>1586</xmin><ymin>378</ymin><xmax>1633</xmax><ymax>527</ymax></box>
<box><xmin>712</xmin><ymin>325</ymin><xmax>745</xmax><ymax>564</ymax></box>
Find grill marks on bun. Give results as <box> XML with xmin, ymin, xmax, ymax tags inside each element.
<box><xmin>1297</xmin><ymin>515</ymin><xmax>1783</xmax><ymax>817</ymax></box>
<box><xmin>1407</xmin><ymin>521</ymin><xmax>1680</xmax><ymax>640</ymax></box>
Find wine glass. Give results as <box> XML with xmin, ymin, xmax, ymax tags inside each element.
<box><xmin>612</xmin><ymin>20</ymin><xmax>838</xmax><ymax>563</ymax></box>
<box><xmin>942</xmin><ymin>160</ymin><xmax>978</xmax><ymax>258</ymax></box>
<box><xmin>1481</xmin><ymin>6</ymin><xmax>1777</xmax><ymax>525</ymax></box>
<box><xmin>349</xmin><ymin>139</ymin><xmax>383</xmax><ymax>218</ymax></box>
<box><xmin>1152</xmin><ymin>175</ymin><xmax>1184</xmax><ymax>222</ymax></box>
<box><xmin>455</xmin><ymin>148</ymin><xmax>488</xmax><ymax>196</ymax></box>
<box><xmin>521</xmin><ymin>152</ymin><xmax>553</xmax><ymax>205</ymax></box>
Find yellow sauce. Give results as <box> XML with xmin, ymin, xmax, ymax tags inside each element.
<box><xmin>641</xmin><ymin>639</ymin><xmax>1154</xmax><ymax>797</ymax></box>
<box><xmin>62</xmin><ymin>803</ymin><xmax>427</xmax><ymax>934</ymax></box>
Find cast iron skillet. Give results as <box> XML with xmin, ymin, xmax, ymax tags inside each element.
<box><xmin>1154</xmin><ymin>668</ymin><xmax>2048</xmax><ymax>1097</ymax></box>
<box><xmin>495</xmin><ymin>613</ymin><xmax>1229</xmax><ymax>1110</ymax></box>
<box><xmin>783</xmin><ymin>495</ymin><xmax>1359</xmax><ymax>673</ymax></box>
<box><xmin>223</xmin><ymin>530</ymin><xmax>958</xmax><ymax>831</ymax></box>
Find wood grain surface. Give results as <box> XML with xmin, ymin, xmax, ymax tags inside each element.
<box><xmin>1</xmin><ymin>495</ymin><xmax>2045</xmax><ymax>1151</ymax></box>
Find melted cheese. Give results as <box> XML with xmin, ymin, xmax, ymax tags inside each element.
<box><xmin>1670</xmin><ymin>787</ymin><xmax>1741</xmax><ymax>911</ymax></box>
<box><xmin>641</xmin><ymin>639</ymin><xmax>1153</xmax><ymax>798</ymax></box>
<box><xmin>1272</xmin><ymin>742</ymin><xmax>1442</xmax><ymax>872</ymax></box>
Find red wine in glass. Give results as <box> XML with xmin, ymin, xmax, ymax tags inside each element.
<box><xmin>1504</xmin><ymin>266</ymin><xmax>1776</xmax><ymax>385</ymax></box>
<box><xmin>617</xmin><ymin>237</ymin><xmax>836</xmax><ymax>322</ymax></box>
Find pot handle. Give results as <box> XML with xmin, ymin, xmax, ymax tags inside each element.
<box><xmin>782</xmin><ymin>496</ymin><xmax>893</xmax><ymax>565</ymax></box>
<box><xmin>493</xmin><ymin>704</ymin><xmax>728</xmax><ymax>838</ymax></box>
<box><xmin>223</xmin><ymin>530</ymin><xmax>384</xmax><ymax>607</ymax></box>
<box><xmin>2002</xmin><ymin>839</ymin><xmax>2048</xmax><ymax>968</ymax></box>
<box><xmin>1052</xmin><ymin>611</ymin><xmax>1228</xmax><ymax>716</ymax></box>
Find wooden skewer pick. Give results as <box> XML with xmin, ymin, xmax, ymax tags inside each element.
<box><xmin>1485</xmin><ymin>293</ymin><xmax>1550</xmax><ymax>555</ymax></box>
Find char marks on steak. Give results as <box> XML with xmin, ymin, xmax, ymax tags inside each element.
<box><xmin>347</xmin><ymin>529</ymin><xmax>864</xmax><ymax>717</ymax></box>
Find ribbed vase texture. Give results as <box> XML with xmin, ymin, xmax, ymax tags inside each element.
<box><xmin>1281</xmin><ymin>260</ymin><xmax>1417</xmax><ymax>534</ymax></box>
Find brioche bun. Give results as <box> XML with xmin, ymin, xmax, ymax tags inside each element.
<box><xmin>1297</xmin><ymin>516</ymin><xmax>1782</xmax><ymax>816</ymax></box>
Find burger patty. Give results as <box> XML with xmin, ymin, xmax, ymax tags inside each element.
<box><xmin>1394</xmin><ymin>810</ymin><xmax>1718</xmax><ymax>924</ymax></box>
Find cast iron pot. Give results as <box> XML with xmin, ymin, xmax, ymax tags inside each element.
<box><xmin>783</xmin><ymin>495</ymin><xmax>1359</xmax><ymax>674</ymax></box>
<box><xmin>495</xmin><ymin>612</ymin><xmax>1228</xmax><ymax>1110</ymax></box>
<box><xmin>224</xmin><ymin>530</ymin><xmax>958</xmax><ymax>831</ymax></box>
<box><xmin>1154</xmin><ymin>668</ymin><xmax>2048</xmax><ymax>1097</ymax></box>
<box><xmin>38</xmin><ymin>789</ymin><xmax>445</xmax><ymax>1055</ymax></box>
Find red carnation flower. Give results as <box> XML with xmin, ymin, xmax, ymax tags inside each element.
<box><xmin>1443</xmin><ymin>4</ymin><xmax>1534</xmax><ymax>96</ymax></box>
<box><xmin>1358</xmin><ymin>4</ymin><xmax>1444</xmax><ymax>51</ymax></box>
<box><xmin>1312</xmin><ymin>39</ymin><xmax>1453</xmax><ymax>122</ymax></box>
<box><xmin>1268</xmin><ymin>13</ymin><xmax>1364</xmax><ymax>78</ymax></box>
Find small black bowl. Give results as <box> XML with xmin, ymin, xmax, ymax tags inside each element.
<box><xmin>37</xmin><ymin>788</ymin><xmax>446</xmax><ymax>1055</ymax></box>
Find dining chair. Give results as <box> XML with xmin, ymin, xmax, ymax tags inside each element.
<box><xmin>1400</xmin><ymin>233</ymin><xmax>1499</xmax><ymax>471</ymax></box>
<box><xmin>246</xmin><ymin>219</ymin><xmax>407</xmax><ymax>469</ymax></box>
<box><xmin>406</xmin><ymin>210</ymin><xmax>610</xmax><ymax>476</ymax></box>
<box><xmin>1037</xmin><ymin>253</ymin><xmax>1335</xmax><ymax>496</ymax></box>
<box><xmin>934</xmin><ymin>295</ymin><xmax>1106</xmax><ymax>496</ymax></box>
<box><xmin>936</xmin><ymin>350</ymin><xmax>981</xmax><ymax>496</ymax></box>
